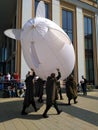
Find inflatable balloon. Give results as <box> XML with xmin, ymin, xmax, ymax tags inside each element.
<box><xmin>4</xmin><ymin>1</ymin><xmax>75</xmax><ymax>80</ymax></box>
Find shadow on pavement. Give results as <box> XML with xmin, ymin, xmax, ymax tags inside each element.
<box><xmin>0</xmin><ymin>98</ymin><xmax>43</xmax><ymax>122</ymax></box>
<box><xmin>58</xmin><ymin>102</ymin><xmax>98</xmax><ymax>126</ymax></box>
<box><xmin>78</xmin><ymin>93</ymin><xmax>98</xmax><ymax>100</ymax></box>
<box><xmin>0</xmin><ymin>97</ymin><xmax>98</xmax><ymax>127</ymax></box>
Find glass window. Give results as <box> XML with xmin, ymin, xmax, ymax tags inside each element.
<box><xmin>88</xmin><ymin>19</ymin><xmax>92</xmax><ymax>34</ymax></box>
<box><xmin>62</xmin><ymin>10</ymin><xmax>67</xmax><ymax>30</ymax></box>
<box><xmin>0</xmin><ymin>64</ymin><xmax>3</xmax><ymax>73</ymax></box>
<box><xmin>62</xmin><ymin>9</ymin><xmax>73</xmax><ymax>42</ymax></box>
<box><xmin>35</xmin><ymin>0</ymin><xmax>49</xmax><ymax>18</ymax></box>
<box><xmin>45</xmin><ymin>3</ymin><xmax>49</xmax><ymax>18</ymax></box>
<box><xmin>84</xmin><ymin>18</ymin><xmax>87</xmax><ymax>35</ymax></box>
<box><xmin>12</xmin><ymin>57</ymin><xmax>15</xmax><ymax>73</ymax></box>
<box><xmin>6</xmin><ymin>61</ymin><xmax>11</xmax><ymax>73</ymax></box>
<box><xmin>0</xmin><ymin>48</ymin><xmax>7</xmax><ymax>62</ymax></box>
<box><xmin>12</xmin><ymin>40</ymin><xmax>16</xmax><ymax>52</ymax></box>
<box><xmin>84</xmin><ymin>16</ymin><xmax>94</xmax><ymax>84</ymax></box>
<box><xmin>68</xmin><ymin>12</ymin><xmax>73</xmax><ymax>30</ymax></box>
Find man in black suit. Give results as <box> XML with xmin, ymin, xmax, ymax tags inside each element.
<box><xmin>21</xmin><ymin>69</ymin><xmax>38</xmax><ymax>115</ymax></box>
<box><xmin>42</xmin><ymin>69</ymin><xmax>62</xmax><ymax>118</ymax></box>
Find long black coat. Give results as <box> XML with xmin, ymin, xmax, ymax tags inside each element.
<box><xmin>23</xmin><ymin>73</ymin><xmax>35</xmax><ymax>107</ymax></box>
<box><xmin>46</xmin><ymin>72</ymin><xmax>61</xmax><ymax>106</ymax></box>
<box><xmin>35</xmin><ymin>78</ymin><xmax>44</xmax><ymax>97</ymax></box>
<box><xmin>66</xmin><ymin>77</ymin><xmax>77</xmax><ymax>100</ymax></box>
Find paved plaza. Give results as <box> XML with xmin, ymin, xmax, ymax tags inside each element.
<box><xmin>0</xmin><ymin>89</ymin><xmax>98</xmax><ymax>130</ymax></box>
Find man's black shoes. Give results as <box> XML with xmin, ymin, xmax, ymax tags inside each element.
<box><xmin>21</xmin><ymin>111</ymin><xmax>28</xmax><ymax>115</ymax></box>
<box><xmin>57</xmin><ymin>110</ymin><xmax>62</xmax><ymax>114</ymax></box>
<box><xmin>42</xmin><ymin>114</ymin><xmax>49</xmax><ymax>118</ymax></box>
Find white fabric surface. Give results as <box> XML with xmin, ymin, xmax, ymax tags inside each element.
<box><xmin>4</xmin><ymin>0</ymin><xmax>75</xmax><ymax>80</ymax></box>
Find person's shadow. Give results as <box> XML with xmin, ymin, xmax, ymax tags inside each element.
<box><xmin>57</xmin><ymin>101</ymin><xmax>98</xmax><ymax>126</ymax></box>
<box><xmin>0</xmin><ymin>98</ymin><xmax>44</xmax><ymax>122</ymax></box>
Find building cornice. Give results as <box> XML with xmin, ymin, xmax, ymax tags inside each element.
<box><xmin>61</xmin><ymin>0</ymin><xmax>98</xmax><ymax>13</ymax></box>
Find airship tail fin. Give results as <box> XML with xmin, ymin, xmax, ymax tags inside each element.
<box><xmin>36</xmin><ymin>1</ymin><xmax>45</xmax><ymax>18</ymax></box>
<box><xmin>4</xmin><ymin>29</ymin><xmax>21</xmax><ymax>40</ymax></box>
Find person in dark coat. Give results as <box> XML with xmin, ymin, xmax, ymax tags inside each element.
<box><xmin>42</xmin><ymin>69</ymin><xmax>62</xmax><ymax>118</ymax></box>
<box><xmin>56</xmin><ymin>80</ymin><xmax>63</xmax><ymax>100</ymax></box>
<box><xmin>21</xmin><ymin>70</ymin><xmax>38</xmax><ymax>115</ymax></box>
<box><xmin>66</xmin><ymin>74</ymin><xmax>78</xmax><ymax>105</ymax></box>
<box><xmin>37</xmin><ymin>77</ymin><xmax>45</xmax><ymax>103</ymax></box>
<box><xmin>80</xmin><ymin>75</ymin><xmax>87</xmax><ymax>96</ymax></box>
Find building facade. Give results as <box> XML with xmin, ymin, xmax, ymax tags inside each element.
<box><xmin>1</xmin><ymin>0</ymin><xmax>98</xmax><ymax>85</ymax></box>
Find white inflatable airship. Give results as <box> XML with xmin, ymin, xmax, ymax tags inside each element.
<box><xmin>4</xmin><ymin>1</ymin><xmax>75</xmax><ymax>79</ymax></box>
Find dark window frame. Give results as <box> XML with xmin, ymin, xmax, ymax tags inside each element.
<box><xmin>84</xmin><ymin>16</ymin><xmax>94</xmax><ymax>84</ymax></box>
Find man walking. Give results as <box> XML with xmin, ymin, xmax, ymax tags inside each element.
<box><xmin>42</xmin><ymin>69</ymin><xmax>62</xmax><ymax>118</ymax></box>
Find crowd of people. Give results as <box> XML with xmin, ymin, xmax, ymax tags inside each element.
<box><xmin>0</xmin><ymin>72</ymin><xmax>25</xmax><ymax>98</ymax></box>
<box><xmin>20</xmin><ymin>68</ymin><xmax>63</xmax><ymax>117</ymax></box>
<box><xmin>0</xmin><ymin>68</ymin><xmax>87</xmax><ymax>118</ymax></box>
<box><xmin>21</xmin><ymin>68</ymin><xmax>87</xmax><ymax>118</ymax></box>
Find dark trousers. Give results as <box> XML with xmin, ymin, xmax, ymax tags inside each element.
<box><xmin>22</xmin><ymin>99</ymin><xmax>37</xmax><ymax>112</ymax></box>
<box><xmin>55</xmin><ymin>87</ymin><xmax>63</xmax><ymax>100</ymax></box>
<box><xmin>82</xmin><ymin>85</ymin><xmax>87</xmax><ymax>95</ymax></box>
<box><xmin>58</xmin><ymin>87</ymin><xmax>63</xmax><ymax>99</ymax></box>
<box><xmin>43</xmin><ymin>101</ymin><xmax>60</xmax><ymax>115</ymax></box>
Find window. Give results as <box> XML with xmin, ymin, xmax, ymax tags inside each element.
<box><xmin>12</xmin><ymin>57</ymin><xmax>15</xmax><ymax>73</ymax></box>
<box><xmin>35</xmin><ymin>0</ymin><xmax>50</xmax><ymax>18</ymax></box>
<box><xmin>84</xmin><ymin>16</ymin><xmax>94</xmax><ymax>84</ymax></box>
<box><xmin>62</xmin><ymin>9</ymin><xmax>73</xmax><ymax>42</ymax></box>
<box><xmin>62</xmin><ymin>8</ymin><xmax>75</xmax><ymax>75</ymax></box>
<box><xmin>0</xmin><ymin>48</ymin><xmax>7</xmax><ymax>62</ymax></box>
<box><xmin>6</xmin><ymin>61</ymin><xmax>11</xmax><ymax>73</ymax></box>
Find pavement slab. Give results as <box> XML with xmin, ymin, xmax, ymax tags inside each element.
<box><xmin>0</xmin><ymin>89</ymin><xmax>98</xmax><ymax>130</ymax></box>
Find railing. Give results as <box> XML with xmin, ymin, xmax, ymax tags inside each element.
<box><xmin>0</xmin><ymin>79</ymin><xmax>25</xmax><ymax>90</ymax></box>
<box><xmin>0</xmin><ymin>80</ymin><xmax>25</xmax><ymax>98</ymax></box>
